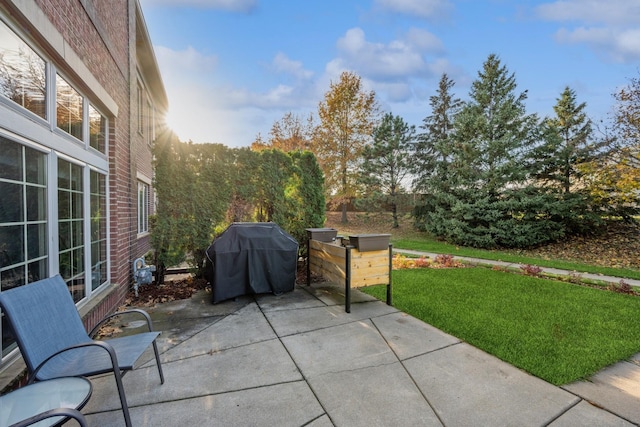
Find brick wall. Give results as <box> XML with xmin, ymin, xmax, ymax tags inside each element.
<box><xmin>35</xmin><ymin>0</ymin><xmax>150</xmax><ymax>297</ymax></box>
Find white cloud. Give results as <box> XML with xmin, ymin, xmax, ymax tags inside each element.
<box><xmin>270</xmin><ymin>53</ymin><xmax>314</xmax><ymax>80</ymax></box>
<box><xmin>335</xmin><ymin>27</ymin><xmax>441</xmax><ymax>80</ymax></box>
<box><xmin>555</xmin><ymin>27</ymin><xmax>640</xmax><ymax>62</ymax></box>
<box><xmin>405</xmin><ymin>28</ymin><xmax>444</xmax><ymax>53</ymax></box>
<box><xmin>322</xmin><ymin>27</ymin><xmax>456</xmax><ymax>104</ymax></box>
<box><xmin>374</xmin><ymin>0</ymin><xmax>452</xmax><ymax>20</ymax></box>
<box><xmin>536</xmin><ymin>0</ymin><xmax>640</xmax><ymax>26</ymax></box>
<box><xmin>140</xmin><ymin>0</ymin><xmax>257</xmax><ymax>13</ymax></box>
<box><xmin>537</xmin><ymin>0</ymin><xmax>640</xmax><ymax>63</ymax></box>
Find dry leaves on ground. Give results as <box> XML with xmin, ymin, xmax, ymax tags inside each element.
<box><xmin>125</xmin><ymin>277</ymin><xmax>209</xmax><ymax>307</ymax></box>
<box><xmin>326</xmin><ymin>211</ymin><xmax>640</xmax><ymax>270</ymax></box>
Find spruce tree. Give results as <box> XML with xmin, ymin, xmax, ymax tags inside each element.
<box><xmin>359</xmin><ymin>112</ymin><xmax>415</xmax><ymax>228</ymax></box>
<box><xmin>412</xmin><ymin>73</ymin><xmax>462</xmax><ymax>233</ymax></box>
<box><xmin>532</xmin><ymin>86</ymin><xmax>601</xmax><ymax>233</ymax></box>
<box><xmin>431</xmin><ymin>54</ymin><xmax>553</xmax><ymax>248</ymax></box>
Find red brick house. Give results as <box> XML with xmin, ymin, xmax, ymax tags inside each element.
<box><xmin>0</xmin><ymin>0</ymin><xmax>167</xmax><ymax>384</ymax></box>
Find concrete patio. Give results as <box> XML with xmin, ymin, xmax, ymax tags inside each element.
<box><xmin>82</xmin><ymin>281</ymin><xmax>639</xmax><ymax>426</ymax></box>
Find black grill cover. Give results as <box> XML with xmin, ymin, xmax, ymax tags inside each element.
<box><xmin>205</xmin><ymin>222</ymin><xmax>299</xmax><ymax>303</ymax></box>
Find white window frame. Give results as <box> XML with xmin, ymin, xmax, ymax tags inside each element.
<box><xmin>137</xmin><ymin>178</ymin><xmax>150</xmax><ymax>235</ymax></box>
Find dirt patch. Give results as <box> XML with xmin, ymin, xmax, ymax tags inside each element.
<box><xmin>125</xmin><ymin>276</ymin><xmax>209</xmax><ymax>308</ymax></box>
<box><xmin>125</xmin><ymin>264</ymin><xmax>319</xmax><ymax>308</ymax></box>
<box><xmin>324</xmin><ymin>211</ymin><xmax>416</xmax><ymax>239</ymax></box>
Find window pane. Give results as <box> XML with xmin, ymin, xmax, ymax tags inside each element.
<box><xmin>72</xmin><ymin>248</ymin><xmax>83</xmax><ymax>276</ymax></box>
<box><xmin>72</xmin><ymin>219</ymin><xmax>83</xmax><ymax>247</ymax></box>
<box><xmin>0</xmin><ymin>20</ymin><xmax>46</xmax><ymax>119</ymax></box>
<box><xmin>0</xmin><ymin>181</ymin><xmax>22</xmax><ymax>223</ymax></box>
<box><xmin>91</xmin><ymin>262</ymin><xmax>104</xmax><ymax>291</ymax></box>
<box><xmin>0</xmin><ymin>138</ymin><xmax>22</xmax><ymax>181</ymax></box>
<box><xmin>27</xmin><ymin>259</ymin><xmax>47</xmax><ymax>283</ymax></box>
<box><xmin>0</xmin><ymin>225</ymin><xmax>24</xmax><ymax>268</ymax></box>
<box><xmin>56</xmin><ymin>74</ymin><xmax>83</xmax><ymax>140</ymax></box>
<box><xmin>90</xmin><ymin>170</ymin><xmax>106</xmax><ymax>290</ymax></box>
<box><xmin>58</xmin><ymin>221</ymin><xmax>70</xmax><ymax>249</ymax></box>
<box><xmin>70</xmin><ymin>163</ymin><xmax>82</xmax><ymax>191</ymax></box>
<box><xmin>25</xmin><ymin>146</ymin><xmax>46</xmax><ymax>185</ymax></box>
<box><xmin>58</xmin><ymin>159</ymin><xmax>85</xmax><ymax>301</ymax></box>
<box><xmin>58</xmin><ymin>189</ymin><xmax>70</xmax><ymax>219</ymax></box>
<box><xmin>59</xmin><ymin>250</ymin><xmax>71</xmax><ymax>279</ymax></box>
<box><xmin>27</xmin><ymin>223</ymin><xmax>46</xmax><ymax>259</ymax></box>
<box><xmin>26</xmin><ymin>186</ymin><xmax>46</xmax><ymax>221</ymax></box>
<box><xmin>138</xmin><ymin>181</ymin><xmax>148</xmax><ymax>233</ymax></box>
<box><xmin>72</xmin><ymin>192</ymin><xmax>83</xmax><ymax>218</ymax></box>
<box><xmin>1</xmin><ymin>265</ymin><xmax>25</xmax><ymax>291</ymax></box>
<box><xmin>89</xmin><ymin>104</ymin><xmax>106</xmax><ymax>153</ymax></box>
<box><xmin>68</xmin><ymin>276</ymin><xmax>85</xmax><ymax>303</ymax></box>
<box><xmin>57</xmin><ymin>159</ymin><xmax>70</xmax><ymax>189</ymax></box>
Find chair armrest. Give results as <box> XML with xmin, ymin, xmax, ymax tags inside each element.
<box><xmin>9</xmin><ymin>407</ymin><xmax>88</xmax><ymax>427</ymax></box>
<box><xmin>89</xmin><ymin>308</ymin><xmax>155</xmax><ymax>338</ymax></box>
<box><xmin>29</xmin><ymin>340</ymin><xmax>118</xmax><ymax>384</ymax></box>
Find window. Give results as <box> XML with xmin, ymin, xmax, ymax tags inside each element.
<box><xmin>0</xmin><ymin>19</ymin><xmax>46</xmax><ymax>119</ymax></box>
<box><xmin>90</xmin><ymin>170</ymin><xmax>107</xmax><ymax>290</ymax></box>
<box><xmin>56</xmin><ymin>74</ymin><xmax>83</xmax><ymax>141</ymax></box>
<box><xmin>0</xmin><ymin>137</ymin><xmax>48</xmax><ymax>291</ymax></box>
<box><xmin>0</xmin><ymin>136</ymin><xmax>48</xmax><ymax>356</ymax></box>
<box><xmin>138</xmin><ymin>181</ymin><xmax>149</xmax><ymax>234</ymax></box>
<box><xmin>58</xmin><ymin>158</ymin><xmax>85</xmax><ymax>302</ymax></box>
<box><xmin>0</xmin><ymin>14</ymin><xmax>117</xmax><ymax>364</ymax></box>
<box><xmin>88</xmin><ymin>104</ymin><xmax>106</xmax><ymax>153</ymax></box>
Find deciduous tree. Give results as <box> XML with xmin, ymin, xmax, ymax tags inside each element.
<box><xmin>581</xmin><ymin>73</ymin><xmax>640</xmax><ymax>219</ymax></box>
<box><xmin>314</xmin><ymin>71</ymin><xmax>379</xmax><ymax>223</ymax></box>
<box><xmin>269</xmin><ymin>112</ymin><xmax>315</xmax><ymax>151</ymax></box>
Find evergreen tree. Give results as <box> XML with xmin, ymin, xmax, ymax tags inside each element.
<box><xmin>535</xmin><ymin>87</ymin><xmax>593</xmax><ymax>193</ymax></box>
<box><xmin>427</xmin><ymin>54</ymin><xmax>553</xmax><ymax>248</ymax></box>
<box><xmin>359</xmin><ymin>112</ymin><xmax>415</xmax><ymax>228</ymax></box>
<box><xmin>188</xmin><ymin>143</ymin><xmax>233</xmax><ymax>276</ymax></box>
<box><xmin>287</xmin><ymin>150</ymin><xmax>326</xmax><ymax>246</ymax></box>
<box><xmin>531</xmin><ymin>86</ymin><xmax>602</xmax><ymax>232</ymax></box>
<box><xmin>412</xmin><ymin>73</ymin><xmax>462</xmax><ymax>231</ymax></box>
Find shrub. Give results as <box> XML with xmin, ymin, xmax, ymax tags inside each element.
<box><xmin>520</xmin><ymin>264</ymin><xmax>543</xmax><ymax>277</ymax></box>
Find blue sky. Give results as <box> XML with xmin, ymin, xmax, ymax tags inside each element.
<box><xmin>139</xmin><ymin>0</ymin><xmax>640</xmax><ymax>147</ymax></box>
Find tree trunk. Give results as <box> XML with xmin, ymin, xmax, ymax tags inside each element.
<box><xmin>155</xmin><ymin>262</ymin><xmax>166</xmax><ymax>285</ymax></box>
<box><xmin>392</xmin><ymin>202</ymin><xmax>399</xmax><ymax>228</ymax></box>
<box><xmin>341</xmin><ymin>202</ymin><xmax>348</xmax><ymax>223</ymax></box>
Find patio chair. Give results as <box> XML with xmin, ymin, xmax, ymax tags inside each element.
<box><xmin>0</xmin><ymin>275</ymin><xmax>165</xmax><ymax>427</ymax></box>
<box><xmin>9</xmin><ymin>407</ymin><xmax>88</xmax><ymax>427</ymax></box>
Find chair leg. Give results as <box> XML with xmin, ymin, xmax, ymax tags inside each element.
<box><xmin>113</xmin><ymin>368</ymin><xmax>132</xmax><ymax>427</ymax></box>
<box><xmin>152</xmin><ymin>339</ymin><xmax>165</xmax><ymax>384</ymax></box>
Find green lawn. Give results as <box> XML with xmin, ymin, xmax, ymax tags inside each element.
<box><xmin>393</xmin><ymin>237</ymin><xmax>640</xmax><ymax>281</ymax></box>
<box><xmin>361</xmin><ymin>268</ymin><xmax>640</xmax><ymax>385</ymax></box>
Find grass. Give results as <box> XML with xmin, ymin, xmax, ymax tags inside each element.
<box><xmin>361</xmin><ymin>268</ymin><xmax>640</xmax><ymax>385</ymax></box>
<box><xmin>393</xmin><ymin>237</ymin><xmax>640</xmax><ymax>281</ymax></box>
